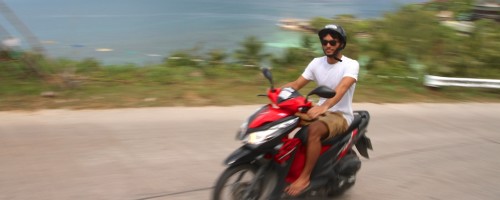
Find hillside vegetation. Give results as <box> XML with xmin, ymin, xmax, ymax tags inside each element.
<box><xmin>1</xmin><ymin>0</ymin><xmax>499</xmax><ymax>111</ymax></box>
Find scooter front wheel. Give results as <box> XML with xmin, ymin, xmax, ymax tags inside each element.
<box><xmin>212</xmin><ymin>164</ymin><xmax>264</xmax><ymax>200</ymax></box>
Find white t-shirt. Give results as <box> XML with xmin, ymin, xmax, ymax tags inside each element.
<box><xmin>301</xmin><ymin>55</ymin><xmax>359</xmax><ymax>124</ymax></box>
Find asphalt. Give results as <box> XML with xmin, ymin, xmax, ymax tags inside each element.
<box><xmin>0</xmin><ymin>103</ymin><xmax>499</xmax><ymax>200</ymax></box>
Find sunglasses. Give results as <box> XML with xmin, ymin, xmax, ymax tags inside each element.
<box><xmin>321</xmin><ymin>40</ymin><xmax>338</xmax><ymax>46</ymax></box>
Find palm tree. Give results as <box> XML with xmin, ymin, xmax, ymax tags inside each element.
<box><xmin>207</xmin><ymin>49</ymin><xmax>228</xmax><ymax>66</ymax></box>
<box><xmin>233</xmin><ymin>36</ymin><xmax>270</xmax><ymax>67</ymax></box>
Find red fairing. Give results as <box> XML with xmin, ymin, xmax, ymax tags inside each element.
<box><xmin>337</xmin><ymin>129</ymin><xmax>359</xmax><ymax>160</ymax></box>
<box><xmin>274</xmin><ymin>138</ymin><xmax>302</xmax><ymax>164</ymax></box>
<box><xmin>248</xmin><ymin>88</ymin><xmax>312</xmax><ymax>128</ymax></box>
<box><xmin>267</xmin><ymin>88</ymin><xmax>312</xmax><ymax>113</ymax></box>
<box><xmin>248</xmin><ymin>105</ymin><xmax>293</xmax><ymax>128</ymax></box>
<box><xmin>267</xmin><ymin>88</ymin><xmax>281</xmax><ymax>103</ymax></box>
<box><xmin>286</xmin><ymin>143</ymin><xmax>331</xmax><ymax>183</ymax></box>
<box><xmin>278</xmin><ymin>96</ymin><xmax>310</xmax><ymax>113</ymax></box>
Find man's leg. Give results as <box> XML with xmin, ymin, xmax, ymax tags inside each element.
<box><xmin>285</xmin><ymin>121</ymin><xmax>329</xmax><ymax>196</ymax></box>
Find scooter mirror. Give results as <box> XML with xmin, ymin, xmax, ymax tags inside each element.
<box><xmin>306</xmin><ymin>85</ymin><xmax>336</xmax><ymax>100</ymax></box>
<box><xmin>261</xmin><ymin>67</ymin><xmax>274</xmax><ymax>89</ymax></box>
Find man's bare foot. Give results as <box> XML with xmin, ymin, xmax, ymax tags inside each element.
<box><xmin>285</xmin><ymin>178</ymin><xmax>310</xmax><ymax>196</ymax></box>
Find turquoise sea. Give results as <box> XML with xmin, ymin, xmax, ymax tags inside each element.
<box><xmin>1</xmin><ymin>0</ymin><xmax>427</xmax><ymax>65</ymax></box>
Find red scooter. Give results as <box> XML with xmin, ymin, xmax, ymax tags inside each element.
<box><xmin>212</xmin><ymin>68</ymin><xmax>372</xmax><ymax>200</ymax></box>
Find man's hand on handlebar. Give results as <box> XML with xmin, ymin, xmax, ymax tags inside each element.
<box><xmin>307</xmin><ymin>105</ymin><xmax>328</xmax><ymax>119</ymax></box>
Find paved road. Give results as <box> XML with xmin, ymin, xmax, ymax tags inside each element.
<box><xmin>1</xmin><ymin>103</ymin><xmax>499</xmax><ymax>200</ymax></box>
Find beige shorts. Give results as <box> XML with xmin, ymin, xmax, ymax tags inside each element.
<box><xmin>317</xmin><ymin>111</ymin><xmax>348</xmax><ymax>139</ymax></box>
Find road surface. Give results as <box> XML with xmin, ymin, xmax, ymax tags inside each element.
<box><xmin>0</xmin><ymin>103</ymin><xmax>499</xmax><ymax>200</ymax></box>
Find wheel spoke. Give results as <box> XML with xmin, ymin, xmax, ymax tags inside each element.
<box><xmin>213</xmin><ymin>165</ymin><xmax>259</xmax><ymax>200</ymax></box>
<box><xmin>234</xmin><ymin>171</ymin><xmax>247</xmax><ymax>183</ymax></box>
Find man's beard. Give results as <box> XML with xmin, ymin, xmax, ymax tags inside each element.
<box><xmin>323</xmin><ymin>49</ymin><xmax>342</xmax><ymax>62</ymax></box>
<box><xmin>323</xmin><ymin>49</ymin><xmax>336</xmax><ymax>58</ymax></box>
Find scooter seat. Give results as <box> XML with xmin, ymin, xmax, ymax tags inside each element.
<box><xmin>321</xmin><ymin>115</ymin><xmax>362</xmax><ymax>145</ymax></box>
<box><xmin>294</xmin><ymin>114</ymin><xmax>363</xmax><ymax>146</ymax></box>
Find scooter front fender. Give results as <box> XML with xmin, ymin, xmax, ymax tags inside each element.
<box><xmin>223</xmin><ymin>146</ymin><xmax>260</xmax><ymax>166</ymax></box>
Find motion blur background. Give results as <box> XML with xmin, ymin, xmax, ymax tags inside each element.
<box><xmin>0</xmin><ymin>0</ymin><xmax>428</xmax><ymax>65</ymax></box>
<box><xmin>0</xmin><ymin>0</ymin><xmax>498</xmax><ymax>110</ymax></box>
<box><xmin>1</xmin><ymin>1</ymin><xmax>500</xmax><ymax>200</ymax></box>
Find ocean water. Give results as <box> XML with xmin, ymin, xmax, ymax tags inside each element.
<box><xmin>1</xmin><ymin>0</ymin><xmax>427</xmax><ymax>65</ymax></box>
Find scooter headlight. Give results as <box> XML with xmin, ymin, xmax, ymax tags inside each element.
<box><xmin>243</xmin><ymin>118</ymin><xmax>298</xmax><ymax>145</ymax></box>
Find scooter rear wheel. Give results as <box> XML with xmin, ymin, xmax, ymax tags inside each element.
<box><xmin>212</xmin><ymin>164</ymin><xmax>263</xmax><ymax>200</ymax></box>
<box><xmin>328</xmin><ymin>151</ymin><xmax>359</xmax><ymax>197</ymax></box>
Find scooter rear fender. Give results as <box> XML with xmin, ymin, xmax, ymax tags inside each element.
<box><xmin>355</xmin><ymin>133</ymin><xmax>373</xmax><ymax>159</ymax></box>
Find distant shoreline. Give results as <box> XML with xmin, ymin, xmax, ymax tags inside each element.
<box><xmin>2</xmin><ymin>0</ymin><xmax>429</xmax><ymax>65</ymax></box>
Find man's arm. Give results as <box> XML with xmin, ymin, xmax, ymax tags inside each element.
<box><xmin>307</xmin><ymin>76</ymin><xmax>357</xmax><ymax>118</ymax></box>
<box><xmin>282</xmin><ymin>76</ymin><xmax>310</xmax><ymax>91</ymax></box>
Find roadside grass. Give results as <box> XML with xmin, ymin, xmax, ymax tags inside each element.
<box><xmin>1</xmin><ymin>66</ymin><xmax>499</xmax><ymax>111</ymax></box>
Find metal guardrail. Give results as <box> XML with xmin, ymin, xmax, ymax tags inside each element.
<box><xmin>424</xmin><ymin>75</ymin><xmax>500</xmax><ymax>89</ymax></box>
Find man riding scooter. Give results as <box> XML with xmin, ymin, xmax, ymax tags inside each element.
<box><xmin>281</xmin><ymin>24</ymin><xmax>360</xmax><ymax>196</ymax></box>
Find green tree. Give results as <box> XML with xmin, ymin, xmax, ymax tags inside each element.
<box><xmin>468</xmin><ymin>19</ymin><xmax>500</xmax><ymax>78</ymax></box>
<box><xmin>362</xmin><ymin>4</ymin><xmax>459</xmax><ymax>77</ymax></box>
<box><xmin>309</xmin><ymin>17</ymin><xmax>333</xmax><ymax>30</ymax></box>
<box><xmin>272</xmin><ymin>34</ymin><xmax>318</xmax><ymax>69</ymax></box>
<box><xmin>300</xmin><ymin>34</ymin><xmax>316</xmax><ymax>51</ymax></box>
<box><xmin>233</xmin><ymin>36</ymin><xmax>270</xmax><ymax>67</ymax></box>
<box><xmin>272</xmin><ymin>47</ymin><xmax>310</xmax><ymax>68</ymax></box>
<box><xmin>206</xmin><ymin>49</ymin><xmax>228</xmax><ymax>67</ymax></box>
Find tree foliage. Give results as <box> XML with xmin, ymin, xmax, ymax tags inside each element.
<box><xmin>2</xmin><ymin>0</ymin><xmax>498</xmax><ymax>83</ymax></box>
<box><xmin>233</xmin><ymin>36</ymin><xmax>270</xmax><ymax>67</ymax></box>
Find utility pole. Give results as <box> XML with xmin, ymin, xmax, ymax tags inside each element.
<box><xmin>0</xmin><ymin>0</ymin><xmax>44</xmax><ymax>53</ymax></box>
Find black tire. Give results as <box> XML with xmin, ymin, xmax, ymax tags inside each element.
<box><xmin>327</xmin><ymin>151</ymin><xmax>359</xmax><ymax>197</ymax></box>
<box><xmin>327</xmin><ymin>177</ymin><xmax>356</xmax><ymax>197</ymax></box>
<box><xmin>212</xmin><ymin>164</ymin><xmax>264</xmax><ymax>200</ymax></box>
